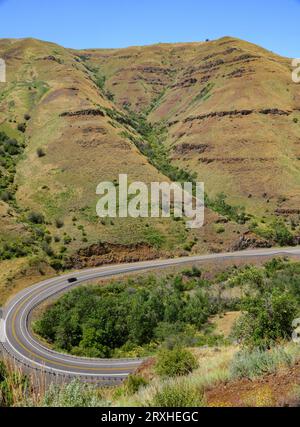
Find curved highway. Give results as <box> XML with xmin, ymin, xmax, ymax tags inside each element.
<box><xmin>2</xmin><ymin>247</ymin><xmax>300</xmax><ymax>382</ymax></box>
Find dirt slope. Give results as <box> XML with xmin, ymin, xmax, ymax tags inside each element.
<box><xmin>81</xmin><ymin>37</ymin><xmax>300</xmax><ymax>218</ymax></box>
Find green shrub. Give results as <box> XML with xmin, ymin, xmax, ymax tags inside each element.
<box><xmin>252</xmin><ymin>218</ymin><xmax>294</xmax><ymax>246</ymax></box>
<box><xmin>183</xmin><ymin>241</ymin><xmax>195</xmax><ymax>252</ymax></box>
<box><xmin>17</xmin><ymin>123</ymin><xmax>26</xmax><ymax>133</ymax></box>
<box><xmin>36</xmin><ymin>148</ymin><xmax>46</xmax><ymax>158</ymax></box>
<box><xmin>95</xmin><ymin>75</ymin><xmax>106</xmax><ymax>91</ymax></box>
<box><xmin>0</xmin><ymin>132</ymin><xmax>24</xmax><ymax>201</ymax></box>
<box><xmin>183</xmin><ymin>291</ymin><xmax>212</xmax><ymax>328</ymax></box>
<box><xmin>106</xmin><ymin>90</ymin><xmax>114</xmax><ymax>101</ymax></box>
<box><xmin>155</xmin><ymin>347</ymin><xmax>198</xmax><ymax>378</ymax></box>
<box><xmin>44</xmin><ymin>234</ymin><xmax>52</xmax><ymax>244</ymax></box>
<box><xmin>39</xmin><ymin>380</ymin><xmax>107</xmax><ymax>407</ymax></box>
<box><xmin>182</xmin><ymin>266</ymin><xmax>202</xmax><ymax>278</ymax></box>
<box><xmin>123</xmin><ymin>375</ymin><xmax>148</xmax><ymax>396</ymax></box>
<box><xmin>0</xmin><ymin>190</ymin><xmax>13</xmax><ymax>202</ymax></box>
<box><xmin>230</xmin><ymin>347</ymin><xmax>293</xmax><ymax>380</ymax></box>
<box><xmin>151</xmin><ymin>381</ymin><xmax>203</xmax><ymax>407</ymax></box>
<box><xmin>155</xmin><ymin>323</ymin><xmax>199</xmax><ymax>350</ymax></box>
<box><xmin>227</xmin><ymin>265</ymin><xmax>265</xmax><ymax>289</ymax></box>
<box><xmin>27</xmin><ymin>211</ymin><xmax>45</xmax><ymax>224</ymax></box>
<box><xmin>63</xmin><ymin>235</ymin><xmax>72</xmax><ymax>245</ymax></box>
<box><xmin>208</xmin><ymin>192</ymin><xmax>249</xmax><ymax>224</ymax></box>
<box><xmin>54</xmin><ymin>218</ymin><xmax>64</xmax><ymax>229</ymax></box>
<box><xmin>41</xmin><ymin>242</ymin><xmax>54</xmax><ymax>257</ymax></box>
<box><xmin>270</xmin><ymin>218</ymin><xmax>294</xmax><ymax>246</ymax></box>
<box><xmin>0</xmin><ymin>240</ymin><xmax>31</xmax><ymax>260</ymax></box>
<box><xmin>50</xmin><ymin>259</ymin><xmax>64</xmax><ymax>271</ymax></box>
<box><xmin>232</xmin><ymin>289</ymin><xmax>298</xmax><ymax>349</ymax></box>
<box><xmin>216</xmin><ymin>225</ymin><xmax>225</xmax><ymax>234</ymax></box>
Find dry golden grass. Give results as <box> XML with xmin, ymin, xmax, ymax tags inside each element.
<box><xmin>210</xmin><ymin>312</ymin><xmax>241</xmax><ymax>338</ymax></box>
<box><xmin>82</xmin><ymin>36</ymin><xmax>300</xmax><ymax>219</ymax></box>
<box><xmin>1</xmin><ymin>35</ymin><xmax>300</xmax><ymax>306</ymax></box>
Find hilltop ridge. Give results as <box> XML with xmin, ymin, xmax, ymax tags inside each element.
<box><xmin>0</xmin><ymin>35</ymin><xmax>299</xmax><ymax>302</ymax></box>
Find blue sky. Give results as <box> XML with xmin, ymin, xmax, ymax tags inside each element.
<box><xmin>0</xmin><ymin>0</ymin><xmax>299</xmax><ymax>57</ymax></box>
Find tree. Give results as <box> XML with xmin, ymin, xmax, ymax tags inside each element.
<box><xmin>128</xmin><ymin>290</ymin><xmax>164</xmax><ymax>345</ymax></box>
<box><xmin>164</xmin><ymin>293</ymin><xmax>185</xmax><ymax>323</ymax></box>
<box><xmin>183</xmin><ymin>291</ymin><xmax>211</xmax><ymax>328</ymax></box>
<box><xmin>232</xmin><ymin>289</ymin><xmax>298</xmax><ymax>349</ymax></box>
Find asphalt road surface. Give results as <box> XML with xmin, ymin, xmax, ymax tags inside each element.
<box><xmin>2</xmin><ymin>247</ymin><xmax>300</xmax><ymax>383</ymax></box>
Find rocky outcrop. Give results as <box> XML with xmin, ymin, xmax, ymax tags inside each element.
<box><xmin>138</xmin><ymin>66</ymin><xmax>173</xmax><ymax>74</ymax></box>
<box><xmin>168</xmin><ymin>120</ymin><xmax>180</xmax><ymax>127</ymax></box>
<box><xmin>182</xmin><ymin>53</ymin><xmax>258</xmax><ymax>78</ymax></box>
<box><xmin>275</xmin><ymin>208</ymin><xmax>300</xmax><ymax>215</ymax></box>
<box><xmin>41</xmin><ymin>55</ymin><xmax>62</xmax><ymax>64</ymax></box>
<box><xmin>60</xmin><ymin>109</ymin><xmax>105</xmax><ymax>117</ymax></box>
<box><xmin>184</xmin><ymin>108</ymin><xmax>291</xmax><ymax>123</ymax></box>
<box><xmin>232</xmin><ymin>232</ymin><xmax>272</xmax><ymax>251</ymax></box>
<box><xmin>259</xmin><ymin>108</ymin><xmax>290</xmax><ymax>116</ymax></box>
<box><xmin>82</xmin><ymin>126</ymin><xmax>107</xmax><ymax>134</ymax></box>
<box><xmin>133</xmin><ymin>75</ymin><xmax>165</xmax><ymax>86</ymax></box>
<box><xmin>200</xmin><ymin>75</ymin><xmax>211</xmax><ymax>83</ymax></box>
<box><xmin>234</xmin><ymin>54</ymin><xmax>259</xmax><ymax>62</ymax></box>
<box><xmin>184</xmin><ymin>110</ymin><xmax>253</xmax><ymax>123</ymax></box>
<box><xmin>118</xmin><ymin>66</ymin><xmax>173</xmax><ymax>75</ymax></box>
<box><xmin>199</xmin><ymin>58</ymin><xmax>225</xmax><ymax>71</ymax></box>
<box><xmin>199</xmin><ymin>157</ymin><xmax>276</xmax><ymax>164</ymax></box>
<box><xmin>66</xmin><ymin>242</ymin><xmax>160</xmax><ymax>269</ymax></box>
<box><xmin>202</xmin><ymin>47</ymin><xmax>240</xmax><ymax>62</ymax></box>
<box><xmin>174</xmin><ymin>143</ymin><xmax>209</xmax><ymax>155</ymax></box>
<box><xmin>226</xmin><ymin>67</ymin><xmax>255</xmax><ymax>78</ymax></box>
<box><xmin>171</xmin><ymin>78</ymin><xmax>198</xmax><ymax>89</ymax></box>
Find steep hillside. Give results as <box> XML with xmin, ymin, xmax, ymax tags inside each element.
<box><xmin>1</xmin><ymin>36</ymin><xmax>300</xmax><ymax>301</ymax></box>
<box><xmin>81</xmin><ymin>37</ymin><xmax>300</xmax><ymax>223</ymax></box>
<box><xmin>0</xmin><ymin>37</ymin><xmax>252</xmax><ymax>302</ymax></box>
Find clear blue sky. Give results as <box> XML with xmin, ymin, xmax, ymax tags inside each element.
<box><xmin>0</xmin><ymin>0</ymin><xmax>299</xmax><ymax>57</ymax></box>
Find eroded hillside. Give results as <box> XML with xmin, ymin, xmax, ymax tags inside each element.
<box><xmin>81</xmin><ymin>37</ymin><xmax>300</xmax><ymax>218</ymax></box>
<box><xmin>0</xmin><ymin>36</ymin><xmax>299</xmax><ymax>301</ymax></box>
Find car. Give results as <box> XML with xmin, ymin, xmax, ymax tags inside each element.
<box><xmin>67</xmin><ymin>277</ymin><xmax>78</xmax><ymax>284</ymax></box>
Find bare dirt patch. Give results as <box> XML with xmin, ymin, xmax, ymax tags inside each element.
<box><xmin>210</xmin><ymin>312</ymin><xmax>241</xmax><ymax>338</ymax></box>
<box><xmin>206</xmin><ymin>362</ymin><xmax>300</xmax><ymax>407</ymax></box>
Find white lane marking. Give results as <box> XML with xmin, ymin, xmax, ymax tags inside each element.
<box><xmin>4</xmin><ymin>293</ymin><xmax>135</xmax><ymax>375</ymax></box>
<box><xmin>4</xmin><ymin>247</ymin><xmax>300</xmax><ymax>377</ymax></box>
<box><xmin>20</xmin><ymin>275</ymin><xmax>142</xmax><ymax>365</ymax></box>
<box><xmin>0</xmin><ymin>319</ymin><xmax>6</xmax><ymax>343</ymax></box>
<box><xmin>6</xmin><ymin>249</ymin><xmax>298</xmax><ymax>357</ymax></box>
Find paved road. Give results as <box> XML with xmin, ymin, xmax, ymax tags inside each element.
<box><xmin>2</xmin><ymin>247</ymin><xmax>300</xmax><ymax>382</ymax></box>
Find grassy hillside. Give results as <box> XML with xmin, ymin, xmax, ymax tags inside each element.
<box><xmin>0</xmin><ymin>36</ymin><xmax>299</xmax><ymax>302</ymax></box>
<box><xmin>82</xmin><ymin>37</ymin><xmax>300</xmax><ymax>222</ymax></box>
